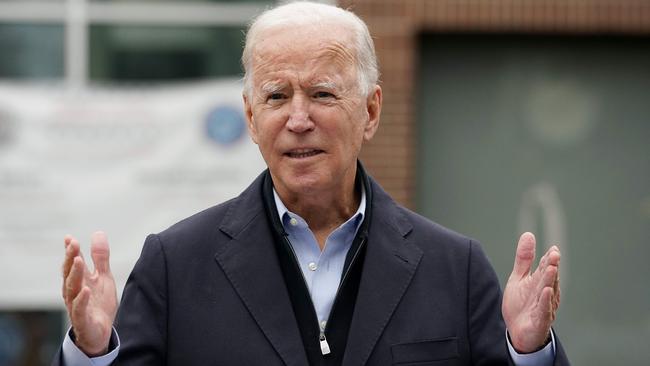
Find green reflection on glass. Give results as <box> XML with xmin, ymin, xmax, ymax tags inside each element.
<box><xmin>417</xmin><ymin>34</ymin><xmax>650</xmax><ymax>366</ymax></box>
<box><xmin>0</xmin><ymin>24</ymin><xmax>64</xmax><ymax>79</ymax></box>
<box><xmin>91</xmin><ymin>0</ymin><xmax>273</xmax><ymax>3</ymax></box>
<box><xmin>90</xmin><ymin>25</ymin><xmax>245</xmax><ymax>82</ymax></box>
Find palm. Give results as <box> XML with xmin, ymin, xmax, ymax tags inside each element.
<box><xmin>62</xmin><ymin>232</ymin><xmax>118</xmax><ymax>356</ymax></box>
<box><xmin>502</xmin><ymin>232</ymin><xmax>561</xmax><ymax>353</ymax></box>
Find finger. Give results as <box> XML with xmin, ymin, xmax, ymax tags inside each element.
<box><xmin>552</xmin><ymin>267</ymin><xmax>561</xmax><ymax>311</ymax></box>
<box><xmin>62</xmin><ymin>238</ymin><xmax>82</xmax><ymax>300</ymax></box>
<box><xmin>62</xmin><ymin>238</ymin><xmax>80</xmax><ymax>280</ymax></box>
<box><xmin>511</xmin><ymin>232</ymin><xmax>536</xmax><ymax>279</ymax></box>
<box><xmin>546</xmin><ymin>245</ymin><xmax>561</xmax><ymax>267</ymax></box>
<box><xmin>64</xmin><ymin>235</ymin><xmax>73</xmax><ymax>248</ymax></box>
<box><xmin>536</xmin><ymin>263</ymin><xmax>558</xmax><ymax>302</ymax></box>
<box><xmin>71</xmin><ymin>286</ymin><xmax>91</xmax><ymax>329</ymax></box>
<box><xmin>65</xmin><ymin>256</ymin><xmax>86</xmax><ymax>307</ymax></box>
<box><xmin>90</xmin><ymin>231</ymin><xmax>111</xmax><ymax>275</ymax></box>
<box><xmin>552</xmin><ymin>283</ymin><xmax>561</xmax><ymax>312</ymax></box>
<box><xmin>533</xmin><ymin>250</ymin><xmax>547</xmax><ymax>279</ymax></box>
<box><xmin>534</xmin><ymin>246</ymin><xmax>561</xmax><ymax>281</ymax></box>
<box><xmin>538</xmin><ymin>286</ymin><xmax>555</xmax><ymax>324</ymax></box>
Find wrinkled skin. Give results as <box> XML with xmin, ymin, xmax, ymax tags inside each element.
<box><xmin>503</xmin><ymin>232</ymin><xmax>561</xmax><ymax>352</ymax></box>
<box><xmin>61</xmin><ymin>232</ymin><xmax>117</xmax><ymax>356</ymax></box>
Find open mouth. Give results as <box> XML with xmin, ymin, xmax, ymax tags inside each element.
<box><xmin>285</xmin><ymin>148</ymin><xmax>324</xmax><ymax>159</ymax></box>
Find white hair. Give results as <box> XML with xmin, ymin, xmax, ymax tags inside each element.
<box><xmin>241</xmin><ymin>1</ymin><xmax>379</xmax><ymax>98</ymax></box>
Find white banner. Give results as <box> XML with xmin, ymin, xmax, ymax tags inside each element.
<box><xmin>0</xmin><ymin>80</ymin><xmax>266</xmax><ymax>308</ymax></box>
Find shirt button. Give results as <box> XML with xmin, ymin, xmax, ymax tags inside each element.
<box><xmin>308</xmin><ymin>262</ymin><xmax>318</xmax><ymax>271</ymax></box>
<box><xmin>320</xmin><ymin>321</ymin><xmax>327</xmax><ymax>331</ymax></box>
<box><xmin>289</xmin><ymin>218</ymin><xmax>298</xmax><ymax>226</ymax></box>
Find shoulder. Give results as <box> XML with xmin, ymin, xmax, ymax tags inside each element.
<box><xmin>159</xmin><ymin>198</ymin><xmax>237</xmax><ymax>240</ymax></box>
<box><xmin>396</xmin><ymin>204</ymin><xmax>476</xmax><ymax>254</ymax></box>
<box><xmin>378</xmin><ymin>195</ymin><xmax>497</xmax><ymax>285</ymax></box>
<box><xmin>369</xmin><ymin>177</ymin><xmax>475</xmax><ymax>254</ymax></box>
<box><xmin>367</xmin><ymin>176</ymin><xmax>496</xmax><ymax>278</ymax></box>
<box><xmin>147</xmin><ymin>171</ymin><xmax>267</xmax><ymax>256</ymax></box>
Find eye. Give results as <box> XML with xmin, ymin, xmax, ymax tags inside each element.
<box><xmin>314</xmin><ymin>91</ymin><xmax>335</xmax><ymax>99</ymax></box>
<box><xmin>268</xmin><ymin>93</ymin><xmax>286</xmax><ymax>101</ymax></box>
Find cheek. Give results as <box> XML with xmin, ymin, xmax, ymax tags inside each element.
<box><xmin>322</xmin><ymin>116</ymin><xmax>365</xmax><ymax>152</ymax></box>
<box><xmin>340</xmin><ymin>107</ymin><xmax>367</xmax><ymax>138</ymax></box>
<box><xmin>252</xmin><ymin>111</ymin><xmax>284</xmax><ymax>144</ymax></box>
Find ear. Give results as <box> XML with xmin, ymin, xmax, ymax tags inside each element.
<box><xmin>243</xmin><ymin>93</ymin><xmax>259</xmax><ymax>145</ymax></box>
<box><xmin>363</xmin><ymin>85</ymin><xmax>382</xmax><ymax>141</ymax></box>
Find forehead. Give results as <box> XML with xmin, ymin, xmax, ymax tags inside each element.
<box><xmin>250</xmin><ymin>25</ymin><xmax>357</xmax><ymax>85</ymax></box>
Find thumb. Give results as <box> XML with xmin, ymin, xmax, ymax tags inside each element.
<box><xmin>512</xmin><ymin>232</ymin><xmax>536</xmax><ymax>279</ymax></box>
<box><xmin>90</xmin><ymin>231</ymin><xmax>111</xmax><ymax>274</ymax></box>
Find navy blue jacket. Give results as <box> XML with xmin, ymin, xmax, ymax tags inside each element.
<box><xmin>54</xmin><ymin>171</ymin><xmax>569</xmax><ymax>365</ymax></box>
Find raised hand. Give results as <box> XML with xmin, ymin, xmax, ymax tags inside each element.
<box><xmin>502</xmin><ymin>232</ymin><xmax>561</xmax><ymax>353</ymax></box>
<box><xmin>62</xmin><ymin>231</ymin><xmax>118</xmax><ymax>356</ymax></box>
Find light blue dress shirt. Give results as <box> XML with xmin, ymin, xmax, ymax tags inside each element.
<box><xmin>273</xmin><ymin>188</ymin><xmax>366</xmax><ymax>331</ymax></box>
<box><xmin>62</xmin><ymin>185</ymin><xmax>555</xmax><ymax>365</ymax></box>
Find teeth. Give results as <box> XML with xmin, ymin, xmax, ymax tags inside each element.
<box><xmin>288</xmin><ymin>149</ymin><xmax>320</xmax><ymax>158</ymax></box>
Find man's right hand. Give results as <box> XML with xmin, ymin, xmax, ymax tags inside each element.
<box><xmin>62</xmin><ymin>231</ymin><xmax>118</xmax><ymax>356</ymax></box>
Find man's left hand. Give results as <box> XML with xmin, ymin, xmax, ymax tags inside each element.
<box><xmin>502</xmin><ymin>232</ymin><xmax>561</xmax><ymax>353</ymax></box>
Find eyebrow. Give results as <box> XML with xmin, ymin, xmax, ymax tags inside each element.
<box><xmin>260</xmin><ymin>81</ymin><xmax>285</xmax><ymax>95</ymax></box>
<box><xmin>258</xmin><ymin>79</ymin><xmax>341</xmax><ymax>95</ymax></box>
<box><xmin>310</xmin><ymin>80</ymin><xmax>339</xmax><ymax>90</ymax></box>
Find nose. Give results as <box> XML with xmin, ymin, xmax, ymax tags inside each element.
<box><xmin>286</xmin><ymin>94</ymin><xmax>314</xmax><ymax>133</ymax></box>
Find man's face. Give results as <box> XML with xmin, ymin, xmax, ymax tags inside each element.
<box><xmin>244</xmin><ymin>26</ymin><xmax>381</xmax><ymax>199</ymax></box>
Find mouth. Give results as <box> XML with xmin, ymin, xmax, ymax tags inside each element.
<box><xmin>284</xmin><ymin>148</ymin><xmax>324</xmax><ymax>159</ymax></box>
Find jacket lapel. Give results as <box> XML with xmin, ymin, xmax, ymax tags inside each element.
<box><xmin>342</xmin><ymin>181</ymin><xmax>423</xmax><ymax>366</ymax></box>
<box><xmin>213</xmin><ymin>174</ymin><xmax>309</xmax><ymax>366</ymax></box>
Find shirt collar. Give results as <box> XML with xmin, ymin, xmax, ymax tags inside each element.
<box><xmin>272</xmin><ymin>184</ymin><xmax>366</xmax><ymax>232</ymax></box>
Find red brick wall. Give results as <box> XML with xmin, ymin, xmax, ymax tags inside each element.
<box><xmin>339</xmin><ymin>0</ymin><xmax>650</xmax><ymax>208</ymax></box>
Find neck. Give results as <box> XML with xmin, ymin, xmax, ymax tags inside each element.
<box><xmin>273</xmin><ymin>170</ymin><xmax>360</xmax><ymax>250</ymax></box>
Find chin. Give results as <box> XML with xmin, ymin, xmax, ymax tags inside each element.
<box><xmin>278</xmin><ymin>170</ymin><xmax>329</xmax><ymax>195</ymax></box>
<box><xmin>289</xmin><ymin>175</ymin><xmax>327</xmax><ymax>193</ymax></box>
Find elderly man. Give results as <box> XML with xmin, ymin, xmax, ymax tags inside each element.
<box><xmin>55</xmin><ymin>1</ymin><xmax>568</xmax><ymax>365</ymax></box>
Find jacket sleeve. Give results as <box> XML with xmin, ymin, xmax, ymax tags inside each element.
<box><xmin>552</xmin><ymin>332</ymin><xmax>571</xmax><ymax>366</ymax></box>
<box><xmin>112</xmin><ymin>234</ymin><xmax>168</xmax><ymax>365</ymax></box>
<box><xmin>466</xmin><ymin>239</ymin><xmax>513</xmax><ymax>365</ymax></box>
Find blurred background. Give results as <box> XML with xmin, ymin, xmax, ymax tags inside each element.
<box><xmin>0</xmin><ymin>0</ymin><xmax>648</xmax><ymax>365</ymax></box>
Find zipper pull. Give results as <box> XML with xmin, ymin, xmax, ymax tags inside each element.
<box><xmin>319</xmin><ymin>333</ymin><xmax>331</xmax><ymax>355</ymax></box>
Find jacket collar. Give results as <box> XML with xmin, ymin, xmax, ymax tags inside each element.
<box><xmin>215</xmin><ymin>165</ymin><xmax>422</xmax><ymax>366</ymax></box>
<box><xmin>214</xmin><ymin>172</ymin><xmax>309</xmax><ymax>366</ymax></box>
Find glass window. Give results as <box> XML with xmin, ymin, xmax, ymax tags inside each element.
<box><xmin>0</xmin><ymin>24</ymin><xmax>64</xmax><ymax>79</ymax></box>
<box><xmin>91</xmin><ymin>0</ymin><xmax>273</xmax><ymax>3</ymax></box>
<box><xmin>417</xmin><ymin>34</ymin><xmax>650</xmax><ymax>365</ymax></box>
<box><xmin>89</xmin><ymin>25</ymin><xmax>245</xmax><ymax>82</ymax></box>
<box><xmin>0</xmin><ymin>310</ymin><xmax>64</xmax><ymax>366</ymax></box>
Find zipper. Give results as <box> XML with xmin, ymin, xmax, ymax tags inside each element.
<box><xmin>319</xmin><ymin>236</ymin><xmax>367</xmax><ymax>355</ymax></box>
<box><xmin>335</xmin><ymin>237</ymin><xmax>366</xmax><ymax>300</ymax></box>
<box><xmin>283</xmin><ymin>235</ymin><xmax>327</xmax><ymax>354</ymax></box>
<box><xmin>319</xmin><ymin>333</ymin><xmax>331</xmax><ymax>355</ymax></box>
<box><xmin>283</xmin><ymin>235</ymin><xmax>367</xmax><ymax>356</ymax></box>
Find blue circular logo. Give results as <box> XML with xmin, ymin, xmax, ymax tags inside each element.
<box><xmin>205</xmin><ymin>105</ymin><xmax>246</xmax><ymax>146</ymax></box>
